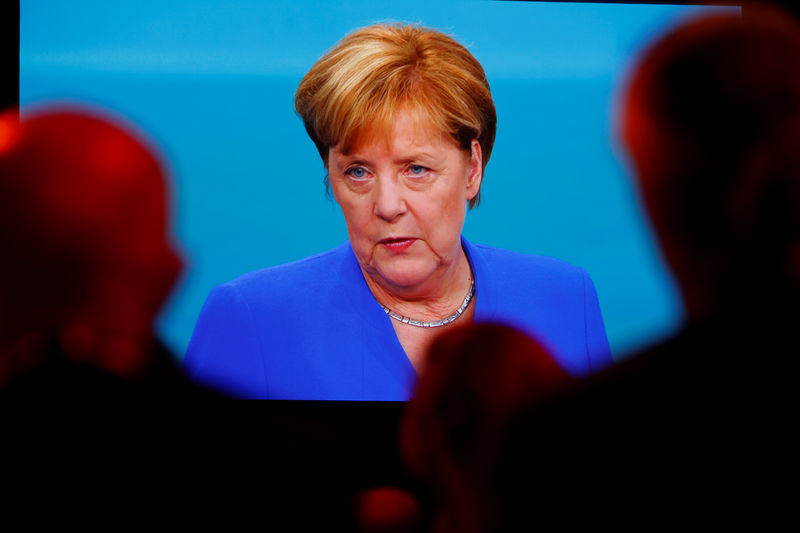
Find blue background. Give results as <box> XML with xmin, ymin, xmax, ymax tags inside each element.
<box><xmin>19</xmin><ymin>1</ymin><xmax>737</xmax><ymax>359</ymax></box>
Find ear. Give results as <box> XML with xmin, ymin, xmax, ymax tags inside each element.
<box><xmin>465</xmin><ymin>139</ymin><xmax>483</xmax><ymax>201</ymax></box>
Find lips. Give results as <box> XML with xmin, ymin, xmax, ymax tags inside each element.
<box><xmin>378</xmin><ymin>237</ymin><xmax>417</xmax><ymax>252</ymax></box>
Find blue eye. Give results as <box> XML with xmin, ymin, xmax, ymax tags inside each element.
<box><xmin>408</xmin><ymin>165</ymin><xmax>428</xmax><ymax>176</ymax></box>
<box><xmin>346</xmin><ymin>167</ymin><xmax>367</xmax><ymax>179</ymax></box>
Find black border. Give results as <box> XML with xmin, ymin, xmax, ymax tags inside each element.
<box><xmin>1</xmin><ymin>1</ymin><xmax>19</xmax><ymax>116</ymax></box>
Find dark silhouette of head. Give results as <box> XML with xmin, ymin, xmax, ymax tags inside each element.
<box><xmin>622</xmin><ymin>7</ymin><xmax>800</xmax><ymax>320</ymax></box>
<box><xmin>0</xmin><ymin>107</ymin><xmax>182</xmax><ymax>382</ymax></box>
<box><xmin>402</xmin><ymin>324</ymin><xmax>572</xmax><ymax>533</ymax></box>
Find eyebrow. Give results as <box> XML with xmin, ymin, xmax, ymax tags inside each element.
<box><xmin>333</xmin><ymin>146</ymin><xmax>444</xmax><ymax>168</ymax></box>
<box><xmin>333</xmin><ymin>157</ymin><xmax>369</xmax><ymax>170</ymax></box>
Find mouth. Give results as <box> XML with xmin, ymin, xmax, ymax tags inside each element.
<box><xmin>378</xmin><ymin>237</ymin><xmax>417</xmax><ymax>252</ymax></box>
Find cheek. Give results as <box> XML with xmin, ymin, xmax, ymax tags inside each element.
<box><xmin>443</xmin><ymin>202</ymin><xmax>467</xmax><ymax>238</ymax></box>
<box><xmin>334</xmin><ymin>190</ymin><xmax>373</xmax><ymax>238</ymax></box>
<box><xmin>419</xmin><ymin>190</ymin><xmax>467</xmax><ymax>242</ymax></box>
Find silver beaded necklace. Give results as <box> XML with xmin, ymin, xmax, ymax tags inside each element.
<box><xmin>380</xmin><ymin>279</ymin><xmax>475</xmax><ymax>328</ymax></box>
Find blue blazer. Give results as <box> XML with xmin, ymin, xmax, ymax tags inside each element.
<box><xmin>184</xmin><ymin>238</ymin><xmax>612</xmax><ymax>399</ymax></box>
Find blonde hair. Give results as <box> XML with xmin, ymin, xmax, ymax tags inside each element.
<box><xmin>295</xmin><ymin>23</ymin><xmax>496</xmax><ymax>208</ymax></box>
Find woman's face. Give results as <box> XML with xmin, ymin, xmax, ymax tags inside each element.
<box><xmin>328</xmin><ymin>109</ymin><xmax>482</xmax><ymax>295</ymax></box>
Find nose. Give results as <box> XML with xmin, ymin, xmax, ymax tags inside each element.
<box><xmin>373</xmin><ymin>175</ymin><xmax>406</xmax><ymax>222</ymax></box>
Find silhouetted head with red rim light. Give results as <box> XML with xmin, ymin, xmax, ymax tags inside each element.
<box><xmin>621</xmin><ymin>7</ymin><xmax>800</xmax><ymax>320</ymax></box>
<box><xmin>0</xmin><ymin>107</ymin><xmax>182</xmax><ymax>381</ymax></box>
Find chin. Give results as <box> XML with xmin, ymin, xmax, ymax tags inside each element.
<box><xmin>374</xmin><ymin>258</ymin><xmax>437</xmax><ymax>289</ymax></box>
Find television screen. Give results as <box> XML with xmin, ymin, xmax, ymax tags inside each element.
<box><xmin>19</xmin><ymin>0</ymin><xmax>740</xmax><ymax>359</ymax></box>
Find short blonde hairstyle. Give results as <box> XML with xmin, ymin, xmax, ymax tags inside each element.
<box><xmin>295</xmin><ymin>23</ymin><xmax>496</xmax><ymax>208</ymax></box>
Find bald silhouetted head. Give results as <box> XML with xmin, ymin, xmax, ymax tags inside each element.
<box><xmin>622</xmin><ymin>8</ymin><xmax>800</xmax><ymax>319</ymax></box>
<box><xmin>402</xmin><ymin>324</ymin><xmax>572</xmax><ymax>533</ymax></box>
<box><xmin>0</xmin><ymin>107</ymin><xmax>182</xmax><ymax>380</ymax></box>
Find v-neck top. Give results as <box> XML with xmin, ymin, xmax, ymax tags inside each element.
<box><xmin>184</xmin><ymin>238</ymin><xmax>612</xmax><ymax>400</ymax></box>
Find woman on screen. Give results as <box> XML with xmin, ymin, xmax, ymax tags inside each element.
<box><xmin>184</xmin><ymin>23</ymin><xmax>612</xmax><ymax>399</ymax></box>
